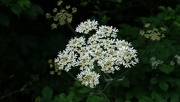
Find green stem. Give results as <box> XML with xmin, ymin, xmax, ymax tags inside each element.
<box><xmin>102</xmin><ymin>93</ymin><xmax>110</xmax><ymax>102</ymax></box>
<box><xmin>103</xmin><ymin>73</ymin><xmax>113</xmax><ymax>82</ymax></box>
<box><xmin>102</xmin><ymin>81</ymin><xmax>111</xmax><ymax>92</ymax></box>
<box><xmin>139</xmin><ymin>41</ymin><xmax>152</xmax><ymax>58</ymax></box>
<box><xmin>67</xmin><ymin>72</ymin><xmax>77</xmax><ymax>80</ymax></box>
<box><xmin>0</xmin><ymin>84</ymin><xmax>27</xmax><ymax>100</ymax></box>
<box><xmin>66</xmin><ymin>23</ymin><xmax>79</xmax><ymax>37</ymax></box>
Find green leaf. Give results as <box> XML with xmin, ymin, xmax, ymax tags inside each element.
<box><xmin>86</xmin><ymin>95</ymin><xmax>105</xmax><ymax>102</ymax></box>
<box><xmin>139</xmin><ymin>96</ymin><xmax>153</xmax><ymax>102</ymax></box>
<box><xmin>174</xmin><ymin>78</ymin><xmax>180</xmax><ymax>87</ymax></box>
<box><xmin>151</xmin><ymin>92</ymin><xmax>166</xmax><ymax>102</ymax></box>
<box><xmin>41</xmin><ymin>86</ymin><xmax>53</xmax><ymax>102</ymax></box>
<box><xmin>158</xmin><ymin>6</ymin><xmax>166</xmax><ymax>11</ymax></box>
<box><xmin>150</xmin><ymin>77</ymin><xmax>158</xmax><ymax>85</ymax></box>
<box><xmin>17</xmin><ymin>0</ymin><xmax>31</xmax><ymax>8</ymax></box>
<box><xmin>66</xmin><ymin>92</ymin><xmax>74</xmax><ymax>101</ymax></box>
<box><xmin>159</xmin><ymin>80</ymin><xmax>169</xmax><ymax>91</ymax></box>
<box><xmin>0</xmin><ymin>13</ymin><xmax>9</xmax><ymax>27</ymax></box>
<box><xmin>170</xmin><ymin>92</ymin><xmax>179</xmax><ymax>102</ymax></box>
<box><xmin>78</xmin><ymin>87</ymin><xmax>90</xmax><ymax>94</ymax></box>
<box><xmin>53</xmin><ymin>93</ymin><xmax>66</xmax><ymax>102</ymax></box>
<box><xmin>158</xmin><ymin>64</ymin><xmax>175</xmax><ymax>74</ymax></box>
<box><xmin>24</xmin><ymin>4</ymin><xmax>44</xmax><ymax>20</ymax></box>
<box><xmin>35</xmin><ymin>96</ymin><xmax>41</xmax><ymax>102</ymax></box>
<box><xmin>11</xmin><ymin>4</ymin><xmax>22</xmax><ymax>16</ymax></box>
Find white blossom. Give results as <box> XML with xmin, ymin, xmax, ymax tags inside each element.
<box><xmin>174</xmin><ymin>55</ymin><xmax>180</xmax><ymax>65</ymax></box>
<box><xmin>54</xmin><ymin>19</ymin><xmax>139</xmax><ymax>88</ymax></box>
<box><xmin>75</xmin><ymin>19</ymin><xmax>98</xmax><ymax>34</ymax></box>
<box><xmin>66</xmin><ymin>36</ymin><xmax>86</xmax><ymax>51</ymax></box>
<box><xmin>150</xmin><ymin>57</ymin><xmax>163</xmax><ymax>69</ymax></box>
<box><xmin>54</xmin><ymin>49</ymin><xmax>77</xmax><ymax>72</ymax></box>
<box><xmin>96</xmin><ymin>25</ymin><xmax>118</xmax><ymax>38</ymax></box>
<box><xmin>77</xmin><ymin>69</ymin><xmax>100</xmax><ymax>88</ymax></box>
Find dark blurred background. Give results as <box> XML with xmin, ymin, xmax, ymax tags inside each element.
<box><xmin>0</xmin><ymin>0</ymin><xmax>180</xmax><ymax>102</ymax></box>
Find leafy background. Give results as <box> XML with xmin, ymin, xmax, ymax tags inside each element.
<box><xmin>0</xmin><ymin>0</ymin><xmax>180</xmax><ymax>102</ymax></box>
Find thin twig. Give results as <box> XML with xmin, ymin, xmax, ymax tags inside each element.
<box><xmin>0</xmin><ymin>84</ymin><xmax>27</xmax><ymax>100</ymax></box>
<box><xmin>139</xmin><ymin>41</ymin><xmax>152</xmax><ymax>58</ymax></box>
<box><xmin>102</xmin><ymin>82</ymin><xmax>111</xmax><ymax>93</ymax></box>
<box><xmin>102</xmin><ymin>93</ymin><xmax>110</xmax><ymax>102</ymax></box>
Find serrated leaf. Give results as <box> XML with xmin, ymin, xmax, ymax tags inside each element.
<box><xmin>158</xmin><ymin>65</ymin><xmax>174</xmax><ymax>74</ymax></box>
<box><xmin>150</xmin><ymin>77</ymin><xmax>158</xmax><ymax>85</ymax></box>
<box><xmin>159</xmin><ymin>81</ymin><xmax>169</xmax><ymax>91</ymax></box>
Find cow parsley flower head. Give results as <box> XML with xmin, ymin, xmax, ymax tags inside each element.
<box><xmin>53</xmin><ymin>19</ymin><xmax>139</xmax><ymax>88</ymax></box>
<box><xmin>140</xmin><ymin>23</ymin><xmax>166</xmax><ymax>41</ymax></box>
<box><xmin>66</xmin><ymin>36</ymin><xmax>86</xmax><ymax>51</ymax></box>
<box><xmin>54</xmin><ymin>49</ymin><xmax>77</xmax><ymax>72</ymax></box>
<box><xmin>75</xmin><ymin>19</ymin><xmax>98</xmax><ymax>34</ymax></box>
<box><xmin>77</xmin><ymin>69</ymin><xmax>100</xmax><ymax>88</ymax></box>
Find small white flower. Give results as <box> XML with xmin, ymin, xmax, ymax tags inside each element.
<box><xmin>77</xmin><ymin>69</ymin><xmax>100</xmax><ymax>88</ymax></box>
<box><xmin>54</xmin><ymin>49</ymin><xmax>77</xmax><ymax>71</ymax></box>
<box><xmin>87</xmin><ymin>34</ymin><xmax>101</xmax><ymax>44</ymax></box>
<box><xmin>144</xmin><ymin>23</ymin><xmax>150</xmax><ymax>28</ymax></box>
<box><xmin>98</xmin><ymin>57</ymin><xmax>118</xmax><ymax>73</ymax></box>
<box><xmin>170</xmin><ymin>61</ymin><xmax>175</xmax><ymax>66</ymax></box>
<box><xmin>96</xmin><ymin>25</ymin><xmax>118</xmax><ymax>38</ymax></box>
<box><xmin>66</xmin><ymin>36</ymin><xmax>86</xmax><ymax>51</ymax></box>
<box><xmin>174</xmin><ymin>55</ymin><xmax>180</xmax><ymax>65</ymax></box>
<box><xmin>77</xmin><ymin>53</ymin><xmax>94</xmax><ymax>70</ymax></box>
<box><xmin>150</xmin><ymin>57</ymin><xmax>163</xmax><ymax>69</ymax></box>
<box><xmin>75</xmin><ymin>19</ymin><xmax>98</xmax><ymax>34</ymax></box>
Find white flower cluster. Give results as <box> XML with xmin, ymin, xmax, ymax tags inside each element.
<box><xmin>174</xmin><ymin>55</ymin><xmax>180</xmax><ymax>65</ymax></box>
<box><xmin>140</xmin><ymin>23</ymin><xmax>166</xmax><ymax>41</ymax></box>
<box><xmin>75</xmin><ymin>19</ymin><xmax>98</xmax><ymax>34</ymax></box>
<box><xmin>54</xmin><ymin>19</ymin><xmax>139</xmax><ymax>88</ymax></box>
<box><xmin>150</xmin><ymin>57</ymin><xmax>163</xmax><ymax>69</ymax></box>
<box><xmin>169</xmin><ymin>55</ymin><xmax>180</xmax><ymax>66</ymax></box>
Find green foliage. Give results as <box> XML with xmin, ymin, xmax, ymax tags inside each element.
<box><xmin>41</xmin><ymin>86</ymin><xmax>53</xmax><ymax>102</ymax></box>
<box><xmin>86</xmin><ymin>95</ymin><xmax>105</xmax><ymax>102</ymax></box>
